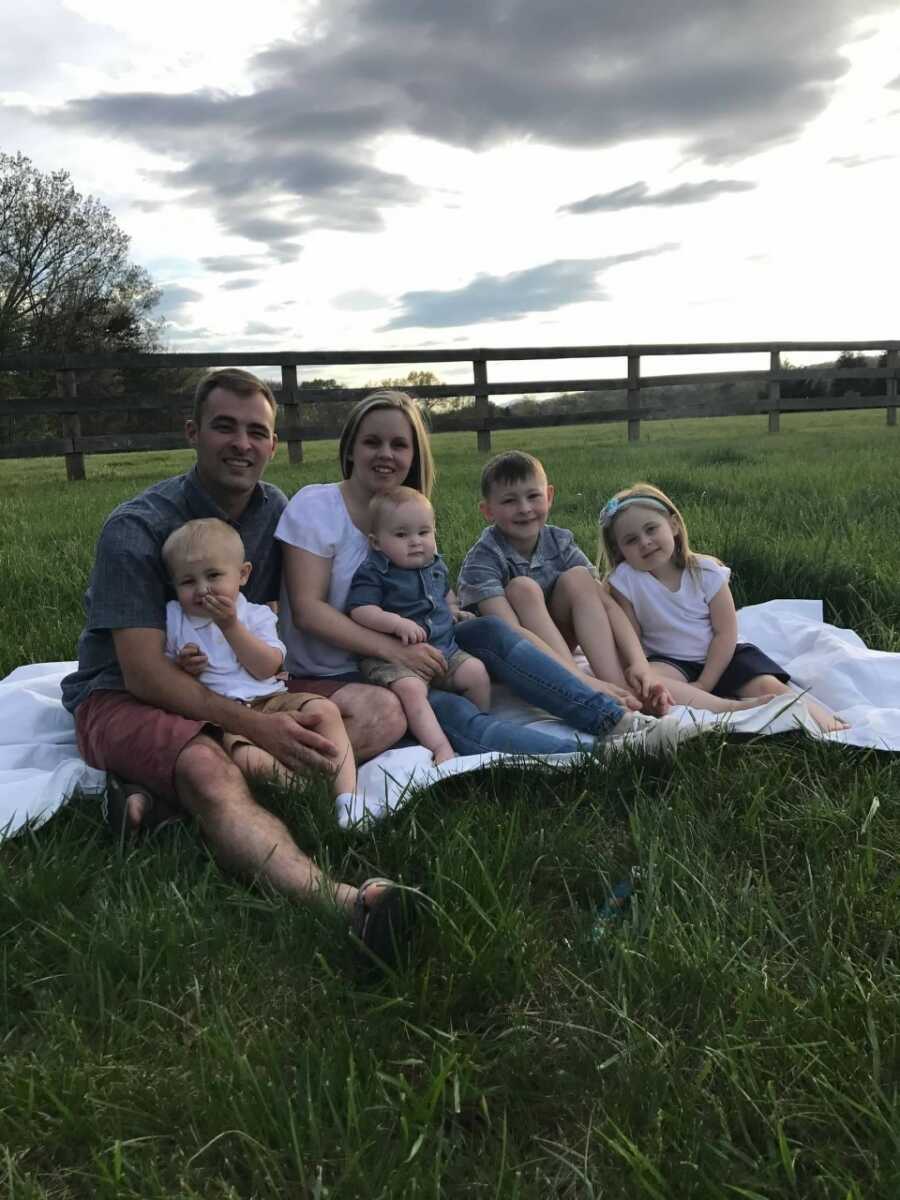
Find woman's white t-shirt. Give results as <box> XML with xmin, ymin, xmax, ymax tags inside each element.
<box><xmin>608</xmin><ymin>556</ymin><xmax>732</xmax><ymax>662</ymax></box>
<box><xmin>275</xmin><ymin>483</ymin><xmax>369</xmax><ymax>677</ymax></box>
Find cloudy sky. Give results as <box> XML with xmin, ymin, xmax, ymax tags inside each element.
<box><xmin>3</xmin><ymin>0</ymin><xmax>899</xmax><ymax>385</ymax></box>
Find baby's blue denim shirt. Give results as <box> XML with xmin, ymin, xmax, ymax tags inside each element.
<box><xmin>346</xmin><ymin>549</ymin><xmax>459</xmax><ymax>656</ymax></box>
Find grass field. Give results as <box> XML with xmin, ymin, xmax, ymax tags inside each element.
<box><xmin>1</xmin><ymin>412</ymin><xmax>899</xmax><ymax>1198</ymax></box>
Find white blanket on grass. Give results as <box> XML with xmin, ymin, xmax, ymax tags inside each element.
<box><xmin>1</xmin><ymin>600</ymin><xmax>896</xmax><ymax>839</ymax></box>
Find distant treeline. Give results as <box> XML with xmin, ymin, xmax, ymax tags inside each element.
<box><xmin>0</xmin><ymin>352</ymin><xmax>888</xmax><ymax>445</ymax></box>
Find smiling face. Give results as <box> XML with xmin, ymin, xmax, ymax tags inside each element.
<box><xmin>186</xmin><ymin>386</ymin><xmax>277</xmax><ymax>516</ymax></box>
<box><xmin>169</xmin><ymin>540</ymin><xmax>251</xmax><ymax>619</ymax></box>
<box><xmin>370</xmin><ymin>496</ymin><xmax>438</xmax><ymax>569</ymax></box>
<box><xmin>348</xmin><ymin>408</ymin><xmax>416</xmax><ymax>495</ymax></box>
<box><xmin>480</xmin><ymin>470</ymin><xmax>555</xmax><ymax>552</ymax></box>
<box><xmin>612</xmin><ymin>504</ymin><xmax>679</xmax><ymax>574</ymax></box>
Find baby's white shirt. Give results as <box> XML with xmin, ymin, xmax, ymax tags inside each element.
<box><xmin>608</xmin><ymin>556</ymin><xmax>732</xmax><ymax>662</ymax></box>
<box><xmin>165</xmin><ymin>593</ymin><xmax>286</xmax><ymax>701</ymax></box>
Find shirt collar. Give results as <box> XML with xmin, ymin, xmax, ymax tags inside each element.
<box><xmin>488</xmin><ymin>523</ymin><xmax>546</xmax><ymax>567</ymax></box>
<box><xmin>183</xmin><ymin>466</ymin><xmax>268</xmax><ymax>526</ymax></box>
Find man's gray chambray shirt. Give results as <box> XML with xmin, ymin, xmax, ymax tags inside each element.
<box><xmin>456</xmin><ymin>523</ymin><xmax>597</xmax><ymax>611</ymax></box>
<box><xmin>60</xmin><ymin>467</ymin><xmax>287</xmax><ymax>713</ymax></box>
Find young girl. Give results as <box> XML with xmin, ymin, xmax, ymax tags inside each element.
<box><xmin>598</xmin><ymin>483</ymin><xmax>848</xmax><ymax>732</ymax></box>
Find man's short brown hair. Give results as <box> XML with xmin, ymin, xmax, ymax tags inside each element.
<box><xmin>480</xmin><ymin>450</ymin><xmax>546</xmax><ymax>498</ymax></box>
<box><xmin>192</xmin><ymin>368</ymin><xmax>278</xmax><ymax>424</ymax></box>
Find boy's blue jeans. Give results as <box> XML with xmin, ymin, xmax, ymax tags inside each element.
<box><xmin>428</xmin><ymin>616</ymin><xmax>624</xmax><ymax>757</ymax></box>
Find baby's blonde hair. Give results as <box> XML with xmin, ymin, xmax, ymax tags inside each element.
<box><xmin>162</xmin><ymin>518</ymin><xmax>245</xmax><ymax>575</ymax></box>
<box><xmin>368</xmin><ymin>485</ymin><xmax>434</xmax><ymax>535</ymax></box>
<box><xmin>598</xmin><ymin>482</ymin><xmax>700</xmax><ymax>577</ymax></box>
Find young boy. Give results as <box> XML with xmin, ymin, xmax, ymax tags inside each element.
<box><xmin>162</xmin><ymin>518</ymin><xmax>358</xmax><ymax>806</ymax></box>
<box><xmin>457</xmin><ymin>451</ymin><xmax>666</xmax><ymax>711</ymax></box>
<box><xmin>347</xmin><ymin>487</ymin><xmax>492</xmax><ymax>765</ymax></box>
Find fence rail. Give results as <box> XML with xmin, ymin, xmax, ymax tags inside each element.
<box><xmin>0</xmin><ymin>340</ymin><xmax>897</xmax><ymax>480</ymax></box>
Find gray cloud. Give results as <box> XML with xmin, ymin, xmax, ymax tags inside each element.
<box><xmin>383</xmin><ymin>244</ymin><xmax>677</xmax><ymax>330</ymax></box>
<box><xmin>559</xmin><ymin>178</ymin><xmax>756</xmax><ymax>214</ymax></box>
<box><xmin>222</xmin><ymin>278</ymin><xmax>260</xmax><ymax>291</ymax></box>
<box><xmin>829</xmin><ymin>152</ymin><xmax>896</xmax><ymax>167</ymax></box>
<box><xmin>155</xmin><ymin>284</ymin><xmax>203</xmax><ymax>319</ymax></box>
<box><xmin>49</xmin><ymin>0</ymin><xmax>889</xmax><ymax>255</ymax></box>
<box><xmin>244</xmin><ymin>320</ymin><xmax>291</xmax><ymax>335</ymax></box>
<box><xmin>333</xmin><ymin>289</ymin><xmax>389</xmax><ymax>311</ymax></box>
<box><xmin>201</xmin><ymin>254</ymin><xmax>264</xmax><ymax>273</ymax></box>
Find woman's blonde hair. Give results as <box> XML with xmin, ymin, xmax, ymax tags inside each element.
<box><xmin>598</xmin><ymin>482</ymin><xmax>700</xmax><ymax>576</ymax></box>
<box><xmin>338</xmin><ymin>390</ymin><xmax>435</xmax><ymax>498</ymax></box>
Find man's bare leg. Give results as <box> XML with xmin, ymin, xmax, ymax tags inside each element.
<box><xmin>329</xmin><ymin>683</ymin><xmax>407</xmax><ymax>761</ymax></box>
<box><xmin>174</xmin><ymin>733</ymin><xmax>359</xmax><ymax>911</ymax></box>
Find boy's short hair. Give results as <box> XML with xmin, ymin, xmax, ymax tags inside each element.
<box><xmin>192</xmin><ymin>368</ymin><xmax>277</xmax><ymax>424</ymax></box>
<box><xmin>162</xmin><ymin>518</ymin><xmax>246</xmax><ymax>575</ymax></box>
<box><xmin>368</xmin><ymin>486</ymin><xmax>433</xmax><ymax>533</ymax></box>
<box><xmin>480</xmin><ymin>450</ymin><xmax>546</xmax><ymax>498</ymax></box>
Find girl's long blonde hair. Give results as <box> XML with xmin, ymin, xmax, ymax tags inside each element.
<box><xmin>598</xmin><ymin>481</ymin><xmax>701</xmax><ymax>577</ymax></box>
<box><xmin>338</xmin><ymin>390</ymin><xmax>435</xmax><ymax>498</ymax></box>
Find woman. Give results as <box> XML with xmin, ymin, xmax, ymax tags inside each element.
<box><xmin>276</xmin><ymin>391</ymin><xmax>631</xmax><ymax>758</ymax></box>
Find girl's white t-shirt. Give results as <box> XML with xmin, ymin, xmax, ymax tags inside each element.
<box><xmin>608</xmin><ymin>556</ymin><xmax>732</xmax><ymax>662</ymax></box>
<box><xmin>274</xmin><ymin>483</ymin><xmax>370</xmax><ymax>677</ymax></box>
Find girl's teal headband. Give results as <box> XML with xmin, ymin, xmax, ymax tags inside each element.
<box><xmin>599</xmin><ymin>495</ymin><xmax>671</xmax><ymax>527</ymax></box>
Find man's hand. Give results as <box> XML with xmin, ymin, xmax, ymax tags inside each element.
<box><xmin>175</xmin><ymin>642</ymin><xmax>208</xmax><ymax>676</ymax></box>
<box><xmin>389</xmin><ymin>641</ymin><xmax>448</xmax><ymax>681</ymax></box>
<box><xmin>392</xmin><ymin>616</ymin><xmax>427</xmax><ymax>645</ymax></box>
<box><xmin>201</xmin><ymin>592</ymin><xmax>238</xmax><ymax>629</ymax></box>
<box><xmin>250</xmin><ymin>708</ymin><xmax>341</xmax><ymax>774</ymax></box>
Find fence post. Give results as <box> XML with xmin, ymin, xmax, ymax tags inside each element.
<box><xmin>280</xmin><ymin>364</ymin><xmax>303</xmax><ymax>464</ymax></box>
<box><xmin>886</xmin><ymin>349</ymin><xmax>898</xmax><ymax>426</ymax></box>
<box><xmin>627</xmin><ymin>353</ymin><xmax>641</xmax><ymax>442</ymax></box>
<box><xmin>59</xmin><ymin>369</ymin><xmax>85</xmax><ymax>481</ymax></box>
<box><xmin>473</xmin><ymin>358</ymin><xmax>491</xmax><ymax>452</ymax></box>
<box><xmin>767</xmin><ymin>350</ymin><xmax>781</xmax><ymax>434</ymax></box>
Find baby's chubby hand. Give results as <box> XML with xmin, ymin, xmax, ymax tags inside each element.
<box><xmin>175</xmin><ymin>642</ymin><xmax>208</xmax><ymax>676</ymax></box>
<box><xmin>392</xmin><ymin>616</ymin><xmax>427</xmax><ymax>645</ymax></box>
<box><xmin>452</xmin><ymin>608</ymin><xmax>475</xmax><ymax>622</ymax></box>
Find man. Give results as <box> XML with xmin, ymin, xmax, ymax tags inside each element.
<box><xmin>62</xmin><ymin>368</ymin><xmax>409</xmax><ymax>955</ymax></box>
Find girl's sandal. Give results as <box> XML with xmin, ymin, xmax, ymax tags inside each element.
<box><xmin>351</xmin><ymin>877</ymin><xmax>417</xmax><ymax>966</ymax></box>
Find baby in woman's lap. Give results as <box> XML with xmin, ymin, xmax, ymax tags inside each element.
<box><xmin>347</xmin><ymin>487</ymin><xmax>491</xmax><ymax>764</ymax></box>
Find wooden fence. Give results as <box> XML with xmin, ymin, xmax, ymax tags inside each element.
<box><xmin>0</xmin><ymin>340</ymin><xmax>897</xmax><ymax>480</ymax></box>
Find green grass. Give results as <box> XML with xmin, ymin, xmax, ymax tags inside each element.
<box><xmin>1</xmin><ymin>412</ymin><xmax>899</xmax><ymax>1197</ymax></box>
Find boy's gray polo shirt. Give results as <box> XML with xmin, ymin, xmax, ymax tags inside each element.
<box><xmin>457</xmin><ymin>523</ymin><xmax>596</xmax><ymax>611</ymax></box>
<box><xmin>61</xmin><ymin>467</ymin><xmax>287</xmax><ymax>713</ymax></box>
